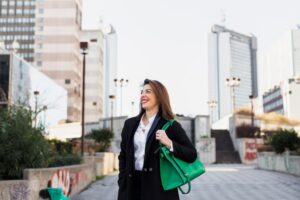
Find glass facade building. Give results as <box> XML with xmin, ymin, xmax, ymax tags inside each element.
<box><xmin>0</xmin><ymin>0</ymin><xmax>36</xmax><ymax>62</ymax></box>
<box><xmin>208</xmin><ymin>25</ymin><xmax>258</xmax><ymax>122</ymax></box>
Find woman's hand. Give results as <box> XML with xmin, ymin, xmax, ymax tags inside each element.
<box><xmin>156</xmin><ymin>130</ymin><xmax>172</xmax><ymax>149</ymax></box>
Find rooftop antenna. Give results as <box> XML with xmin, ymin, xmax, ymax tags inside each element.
<box><xmin>99</xmin><ymin>16</ymin><xmax>104</xmax><ymax>30</ymax></box>
<box><xmin>220</xmin><ymin>9</ymin><xmax>226</xmax><ymax>27</ymax></box>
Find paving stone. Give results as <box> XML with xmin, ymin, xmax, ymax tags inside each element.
<box><xmin>72</xmin><ymin>164</ymin><xmax>300</xmax><ymax>200</ymax></box>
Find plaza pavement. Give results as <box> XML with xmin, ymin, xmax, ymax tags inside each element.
<box><xmin>72</xmin><ymin>164</ymin><xmax>300</xmax><ymax>200</ymax></box>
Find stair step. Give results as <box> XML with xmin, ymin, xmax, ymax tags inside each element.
<box><xmin>216</xmin><ymin>151</ymin><xmax>241</xmax><ymax>164</ymax></box>
<box><xmin>211</xmin><ymin>129</ymin><xmax>241</xmax><ymax>164</ymax></box>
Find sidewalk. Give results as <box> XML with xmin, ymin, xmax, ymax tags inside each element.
<box><xmin>72</xmin><ymin>164</ymin><xmax>300</xmax><ymax>200</ymax></box>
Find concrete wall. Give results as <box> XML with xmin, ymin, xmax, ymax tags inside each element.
<box><xmin>194</xmin><ymin>115</ymin><xmax>210</xmax><ymax>139</ymax></box>
<box><xmin>0</xmin><ymin>153</ymin><xmax>119</xmax><ymax>200</ymax></box>
<box><xmin>86</xmin><ymin>153</ymin><xmax>119</xmax><ymax>177</ymax></box>
<box><xmin>0</xmin><ymin>180</ymin><xmax>31</xmax><ymax>200</ymax></box>
<box><xmin>257</xmin><ymin>151</ymin><xmax>300</xmax><ymax>176</ymax></box>
<box><xmin>237</xmin><ymin>138</ymin><xmax>264</xmax><ymax>164</ymax></box>
<box><xmin>197</xmin><ymin>138</ymin><xmax>216</xmax><ymax>164</ymax></box>
<box><xmin>23</xmin><ymin>162</ymin><xmax>96</xmax><ymax>199</ymax></box>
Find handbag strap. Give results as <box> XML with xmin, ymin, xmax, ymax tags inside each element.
<box><xmin>178</xmin><ymin>181</ymin><xmax>191</xmax><ymax>194</ymax></box>
<box><xmin>162</xmin><ymin>119</ymin><xmax>175</xmax><ymax>131</ymax></box>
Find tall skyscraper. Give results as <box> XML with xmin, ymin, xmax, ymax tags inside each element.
<box><xmin>208</xmin><ymin>25</ymin><xmax>258</xmax><ymax>122</ymax></box>
<box><xmin>0</xmin><ymin>0</ymin><xmax>36</xmax><ymax>62</ymax></box>
<box><xmin>81</xmin><ymin>29</ymin><xmax>104</xmax><ymax>122</ymax></box>
<box><xmin>0</xmin><ymin>0</ymin><xmax>84</xmax><ymax>122</ymax></box>
<box><xmin>33</xmin><ymin>0</ymin><xmax>82</xmax><ymax>122</ymax></box>
<box><xmin>261</xmin><ymin>28</ymin><xmax>300</xmax><ymax>92</ymax></box>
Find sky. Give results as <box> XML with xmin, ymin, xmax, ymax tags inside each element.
<box><xmin>82</xmin><ymin>0</ymin><xmax>300</xmax><ymax>117</ymax></box>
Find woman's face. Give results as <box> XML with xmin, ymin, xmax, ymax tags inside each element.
<box><xmin>140</xmin><ymin>84</ymin><xmax>159</xmax><ymax>111</ymax></box>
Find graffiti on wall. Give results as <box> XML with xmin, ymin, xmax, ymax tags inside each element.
<box><xmin>47</xmin><ymin>169</ymin><xmax>88</xmax><ymax>196</ymax></box>
<box><xmin>48</xmin><ymin>169</ymin><xmax>71</xmax><ymax>195</ymax></box>
<box><xmin>199</xmin><ymin>140</ymin><xmax>214</xmax><ymax>153</ymax></box>
<box><xmin>244</xmin><ymin>141</ymin><xmax>257</xmax><ymax>161</ymax></box>
<box><xmin>9</xmin><ymin>183</ymin><xmax>30</xmax><ymax>200</ymax></box>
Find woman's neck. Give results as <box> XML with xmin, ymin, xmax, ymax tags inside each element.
<box><xmin>143</xmin><ymin>107</ymin><xmax>158</xmax><ymax>124</ymax></box>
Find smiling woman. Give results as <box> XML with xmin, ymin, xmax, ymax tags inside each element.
<box><xmin>117</xmin><ymin>78</ymin><xmax>197</xmax><ymax>200</ymax></box>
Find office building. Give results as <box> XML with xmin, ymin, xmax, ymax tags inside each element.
<box><xmin>0</xmin><ymin>0</ymin><xmax>84</xmax><ymax>122</ymax></box>
<box><xmin>261</xmin><ymin>28</ymin><xmax>300</xmax><ymax>92</ymax></box>
<box><xmin>208</xmin><ymin>25</ymin><xmax>258</xmax><ymax>122</ymax></box>
<box><xmin>0</xmin><ymin>47</ymin><xmax>67</xmax><ymax>126</ymax></box>
<box><xmin>263</xmin><ymin>78</ymin><xmax>300</xmax><ymax>120</ymax></box>
<box><xmin>0</xmin><ymin>0</ymin><xmax>36</xmax><ymax>62</ymax></box>
<box><xmin>80</xmin><ymin>29</ymin><xmax>104</xmax><ymax>122</ymax></box>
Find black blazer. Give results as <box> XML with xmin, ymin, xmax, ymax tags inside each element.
<box><xmin>118</xmin><ymin>114</ymin><xmax>197</xmax><ymax>200</ymax></box>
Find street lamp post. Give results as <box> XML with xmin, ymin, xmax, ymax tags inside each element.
<box><xmin>80</xmin><ymin>41</ymin><xmax>88</xmax><ymax>157</ymax></box>
<box><xmin>109</xmin><ymin>95</ymin><xmax>116</xmax><ymax>132</ymax></box>
<box><xmin>249</xmin><ymin>95</ymin><xmax>254</xmax><ymax>127</ymax></box>
<box><xmin>226</xmin><ymin>77</ymin><xmax>241</xmax><ymax>113</ymax></box>
<box><xmin>43</xmin><ymin>105</ymin><xmax>47</xmax><ymax>127</ymax></box>
<box><xmin>114</xmin><ymin>78</ymin><xmax>129</xmax><ymax>116</ymax></box>
<box><xmin>207</xmin><ymin>100</ymin><xmax>217</xmax><ymax>127</ymax></box>
<box><xmin>131</xmin><ymin>101</ymin><xmax>135</xmax><ymax>116</ymax></box>
<box><xmin>33</xmin><ymin>90</ymin><xmax>39</xmax><ymax>127</ymax></box>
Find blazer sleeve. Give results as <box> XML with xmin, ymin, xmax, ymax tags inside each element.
<box><xmin>167</xmin><ymin>120</ymin><xmax>197</xmax><ymax>163</ymax></box>
<box><xmin>118</xmin><ymin>119</ymin><xmax>128</xmax><ymax>187</ymax></box>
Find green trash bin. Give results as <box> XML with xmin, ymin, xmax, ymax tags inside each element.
<box><xmin>47</xmin><ymin>188</ymin><xmax>69</xmax><ymax>200</ymax></box>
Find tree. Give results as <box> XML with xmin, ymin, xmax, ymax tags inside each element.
<box><xmin>0</xmin><ymin>106</ymin><xmax>50</xmax><ymax>180</ymax></box>
<box><xmin>270</xmin><ymin>129</ymin><xmax>300</xmax><ymax>153</ymax></box>
<box><xmin>87</xmin><ymin>128</ymin><xmax>114</xmax><ymax>152</ymax></box>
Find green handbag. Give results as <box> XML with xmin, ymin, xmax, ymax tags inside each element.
<box><xmin>158</xmin><ymin>119</ymin><xmax>205</xmax><ymax>194</ymax></box>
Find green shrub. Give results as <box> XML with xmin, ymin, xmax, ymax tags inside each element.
<box><xmin>270</xmin><ymin>129</ymin><xmax>300</xmax><ymax>153</ymax></box>
<box><xmin>48</xmin><ymin>139</ymin><xmax>73</xmax><ymax>155</ymax></box>
<box><xmin>48</xmin><ymin>154</ymin><xmax>82</xmax><ymax>167</ymax></box>
<box><xmin>87</xmin><ymin>128</ymin><xmax>114</xmax><ymax>152</ymax></box>
<box><xmin>0</xmin><ymin>106</ymin><xmax>50</xmax><ymax>180</ymax></box>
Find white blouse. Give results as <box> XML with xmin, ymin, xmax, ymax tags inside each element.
<box><xmin>134</xmin><ymin>114</ymin><xmax>157</xmax><ymax>171</ymax></box>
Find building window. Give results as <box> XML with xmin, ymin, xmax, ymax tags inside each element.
<box><xmin>65</xmin><ymin>79</ymin><xmax>71</xmax><ymax>84</ymax></box>
<box><xmin>9</xmin><ymin>1</ymin><xmax>15</xmax><ymax>6</ymax></box>
<box><xmin>24</xmin><ymin>1</ymin><xmax>30</xmax><ymax>6</ymax></box>
<box><xmin>36</xmin><ymin>53</ymin><xmax>42</xmax><ymax>58</ymax></box>
<box><xmin>38</xmin><ymin>26</ymin><xmax>43</xmax><ymax>31</ymax></box>
<box><xmin>17</xmin><ymin>1</ymin><xmax>23</xmax><ymax>6</ymax></box>
<box><xmin>90</xmin><ymin>39</ymin><xmax>98</xmax><ymax>42</ymax></box>
<box><xmin>2</xmin><ymin>1</ymin><xmax>8</xmax><ymax>6</ymax></box>
<box><xmin>1</xmin><ymin>9</ymin><xmax>7</xmax><ymax>15</ymax></box>
<box><xmin>37</xmin><ymin>61</ymin><xmax>42</xmax><ymax>67</ymax></box>
<box><xmin>8</xmin><ymin>9</ymin><xmax>14</xmax><ymax>15</ymax></box>
<box><xmin>38</xmin><ymin>8</ymin><xmax>44</xmax><ymax>14</ymax></box>
<box><xmin>16</xmin><ymin>9</ymin><xmax>22</xmax><ymax>15</ymax></box>
<box><xmin>37</xmin><ymin>43</ymin><xmax>43</xmax><ymax>49</ymax></box>
<box><xmin>36</xmin><ymin>35</ymin><xmax>43</xmax><ymax>41</ymax></box>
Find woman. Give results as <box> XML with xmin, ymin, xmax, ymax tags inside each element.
<box><xmin>118</xmin><ymin>79</ymin><xmax>197</xmax><ymax>200</ymax></box>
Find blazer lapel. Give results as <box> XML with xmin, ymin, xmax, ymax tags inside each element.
<box><xmin>146</xmin><ymin>115</ymin><xmax>161</xmax><ymax>141</ymax></box>
<box><xmin>144</xmin><ymin>116</ymin><xmax>163</xmax><ymax>157</ymax></box>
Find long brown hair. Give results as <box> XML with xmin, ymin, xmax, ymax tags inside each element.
<box><xmin>139</xmin><ymin>79</ymin><xmax>175</xmax><ymax>120</ymax></box>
